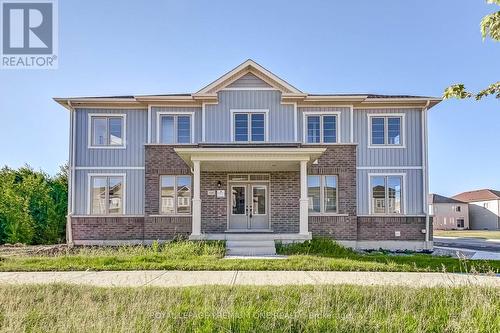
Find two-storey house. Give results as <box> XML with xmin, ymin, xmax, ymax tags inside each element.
<box><xmin>55</xmin><ymin>60</ymin><xmax>441</xmax><ymax>252</ymax></box>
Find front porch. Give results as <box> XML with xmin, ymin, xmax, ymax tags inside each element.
<box><xmin>173</xmin><ymin>147</ymin><xmax>326</xmax><ymax>240</ymax></box>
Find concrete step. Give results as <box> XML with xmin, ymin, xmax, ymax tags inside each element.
<box><xmin>226</xmin><ymin>240</ymin><xmax>275</xmax><ymax>248</ymax></box>
<box><xmin>224</xmin><ymin>233</ymin><xmax>277</xmax><ymax>241</ymax></box>
<box><xmin>225</xmin><ymin>238</ymin><xmax>277</xmax><ymax>256</ymax></box>
<box><xmin>226</xmin><ymin>246</ymin><xmax>277</xmax><ymax>256</ymax></box>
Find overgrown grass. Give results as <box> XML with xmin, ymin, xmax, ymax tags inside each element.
<box><xmin>0</xmin><ymin>284</ymin><xmax>498</xmax><ymax>332</ymax></box>
<box><xmin>0</xmin><ymin>239</ymin><xmax>499</xmax><ymax>273</ymax></box>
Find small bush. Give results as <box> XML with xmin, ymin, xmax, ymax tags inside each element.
<box><xmin>276</xmin><ymin>238</ymin><xmax>358</xmax><ymax>257</ymax></box>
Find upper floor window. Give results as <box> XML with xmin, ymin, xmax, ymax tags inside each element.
<box><xmin>160</xmin><ymin>175</ymin><xmax>192</xmax><ymax>214</ymax></box>
<box><xmin>455</xmin><ymin>205</ymin><xmax>461</xmax><ymax>212</ymax></box>
<box><xmin>231</xmin><ymin>110</ymin><xmax>267</xmax><ymax>142</ymax></box>
<box><xmin>90</xmin><ymin>175</ymin><xmax>124</xmax><ymax>215</ymax></box>
<box><xmin>159</xmin><ymin>114</ymin><xmax>193</xmax><ymax>144</ymax></box>
<box><xmin>89</xmin><ymin>114</ymin><xmax>125</xmax><ymax>148</ymax></box>
<box><xmin>307</xmin><ymin>175</ymin><xmax>338</xmax><ymax>214</ymax></box>
<box><xmin>368</xmin><ymin>114</ymin><xmax>404</xmax><ymax>148</ymax></box>
<box><xmin>304</xmin><ymin>114</ymin><xmax>338</xmax><ymax>144</ymax></box>
<box><xmin>370</xmin><ymin>175</ymin><xmax>403</xmax><ymax>215</ymax></box>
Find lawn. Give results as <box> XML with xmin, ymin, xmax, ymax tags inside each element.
<box><xmin>0</xmin><ymin>284</ymin><xmax>498</xmax><ymax>332</ymax></box>
<box><xmin>0</xmin><ymin>239</ymin><xmax>498</xmax><ymax>273</ymax></box>
<box><xmin>434</xmin><ymin>230</ymin><xmax>500</xmax><ymax>240</ymax></box>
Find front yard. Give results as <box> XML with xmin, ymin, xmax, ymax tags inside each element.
<box><xmin>434</xmin><ymin>230</ymin><xmax>500</xmax><ymax>240</ymax></box>
<box><xmin>0</xmin><ymin>239</ymin><xmax>498</xmax><ymax>273</ymax></box>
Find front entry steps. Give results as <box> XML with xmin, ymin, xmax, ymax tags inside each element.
<box><xmin>225</xmin><ymin>239</ymin><xmax>277</xmax><ymax>256</ymax></box>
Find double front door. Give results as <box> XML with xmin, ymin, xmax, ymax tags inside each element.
<box><xmin>229</xmin><ymin>182</ymin><xmax>269</xmax><ymax>230</ymax></box>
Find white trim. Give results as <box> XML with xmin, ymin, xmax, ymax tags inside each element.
<box><xmin>251</xmin><ymin>184</ymin><xmax>268</xmax><ymax>216</ymax></box>
<box><xmin>367</xmin><ymin>113</ymin><xmax>406</xmax><ymax>149</ymax></box>
<box><xmin>156</xmin><ymin>111</ymin><xmax>195</xmax><ymax>144</ymax></box>
<box><xmin>230</xmin><ymin>109</ymin><xmax>270</xmax><ymax>143</ymax></box>
<box><xmin>202</xmin><ymin>102</ymin><xmax>206</xmax><ymax>142</ymax></box>
<box><xmin>147</xmin><ymin>105</ymin><xmax>152</xmax><ymax>144</ymax></box>
<box><xmin>302</xmin><ymin>111</ymin><xmax>341</xmax><ymax>144</ymax></box>
<box><xmin>87</xmin><ymin>113</ymin><xmax>127</xmax><ymax>149</ymax></box>
<box><xmin>355</xmin><ymin>106</ymin><xmax>425</xmax><ymax>110</ymax></box>
<box><xmin>422</xmin><ymin>101</ymin><xmax>430</xmax><ymax>242</ymax></box>
<box><xmin>86</xmin><ymin>173</ymin><xmax>126</xmax><ymax>215</ymax></box>
<box><xmin>368</xmin><ymin>172</ymin><xmax>407</xmax><ymax>215</ymax></box>
<box><xmin>73</xmin><ymin>106</ymin><xmax>147</xmax><ymax>110</ymax></box>
<box><xmin>307</xmin><ymin>175</ymin><xmax>339</xmax><ymax>214</ymax></box>
<box><xmin>76</xmin><ymin>166</ymin><xmax>144</xmax><ymax>170</ymax></box>
<box><xmin>357</xmin><ymin>166</ymin><xmax>422</xmax><ymax>170</ymax></box>
<box><xmin>70</xmin><ymin>103</ymin><xmax>76</xmax><ymax>216</ymax></box>
<box><xmin>349</xmin><ymin>105</ymin><xmax>354</xmax><ymax>143</ymax></box>
<box><xmin>159</xmin><ymin>175</ymin><xmax>193</xmax><ymax>215</ymax></box>
<box><xmin>299</xmin><ymin>104</ymin><xmax>353</xmax><ymax>109</ymax></box>
<box><xmin>221</xmin><ymin>87</ymin><xmax>278</xmax><ymax>91</ymax></box>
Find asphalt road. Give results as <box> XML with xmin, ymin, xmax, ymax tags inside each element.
<box><xmin>433</xmin><ymin>236</ymin><xmax>500</xmax><ymax>253</ymax></box>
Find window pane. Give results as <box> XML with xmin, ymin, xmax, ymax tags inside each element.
<box><xmin>92</xmin><ymin>118</ymin><xmax>107</xmax><ymax>146</ymax></box>
<box><xmin>176</xmin><ymin>176</ymin><xmax>191</xmax><ymax>214</ymax></box>
<box><xmin>387</xmin><ymin>117</ymin><xmax>401</xmax><ymax>145</ymax></box>
<box><xmin>232</xmin><ymin>186</ymin><xmax>246</xmax><ymax>214</ymax></box>
<box><xmin>371</xmin><ymin>176</ymin><xmax>386</xmax><ymax>214</ymax></box>
<box><xmin>234</xmin><ymin>114</ymin><xmax>248</xmax><ymax>141</ymax></box>
<box><xmin>177</xmin><ymin>116</ymin><xmax>191</xmax><ymax>144</ymax></box>
<box><xmin>387</xmin><ymin>176</ymin><xmax>402</xmax><ymax>214</ymax></box>
<box><xmin>371</xmin><ymin>117</ymin><xmax>385</xmax><ymax>145</ymax></box>
<box><xmin>108</xmin><ymin>177</ymin><xmax>123</xmax><ymax>214</ymax></box>
<box><xmin>307</xmin><ymin>175</ymin><xmax>321</xmax><ymax>213</ymax></box>
<box><xmin>160</xmin><ymin>176</ymin><xmax>175</xmax><ymax>214</ymax></box>
<box><xmin>324</xmin><ymin>176</ymin><xmax>337</xmax><ymax>213</ymax></box>
<box><xmin>108</xmin><ymin>118</ymin><xmax>123</xmax><ymax>145</ymax></box>
<box><xmin>160</xmin><ymin>116</ymin><xmax>175</xmax><ymax>144</ymax></box>
<box><xmin>307</xmin><ymin>116</ymin><xmax>320</xmax><ymax>143</ymax></box>
<box><xmin>251</xmin><ymin>113</ymin><xmax>265</xmax><ymax>141</ymax></box>
<box><xmin>323</xmin><ymin>116</ymin><xmax>337</xmax><ymax>143</ymax></box>
<box><xmin>91</xmin><ymin>177</ymin><xmax>107</xmax><ymax>214</ymax></box>
<box><xmin>252</xmin><ymin>186</ymin><xmax>266</xmax><ymax>215</ymax></box>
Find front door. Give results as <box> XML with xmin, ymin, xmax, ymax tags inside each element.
<box><xmin>229</xmin><ymin>183</ymin><xmax>269</xmax><ymax>230</ymax></box>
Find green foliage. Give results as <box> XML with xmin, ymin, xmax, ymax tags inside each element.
<box><xmin>0</xmin><ymin>164</ymin><xmax>68</xmax><ymax>245</ymax></box>
<box><xmin>443</xmin><ymin>1</ymin><xmax>499</xmax><ymax>100</ymax></box>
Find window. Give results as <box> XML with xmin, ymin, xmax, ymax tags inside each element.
<box><xmin>160</xmin><ymin>176</ymin><xmax>192</xmax><ymax>214</ymax></box>
<box><xmin>90</xmin><ymin>115</ymin><xmax>125</xmax><ymax>147</ymax></box>
<box><xmin>90</xmin><ymin>175</ymin><xmax>124</xmax><ymax>214</ymax></box>
<box><xmin>305</xmin><ymin>114</ymin><xmax>338</xmax><ymax>143</ymax></box>
<box><xmin>457</xmin><ymin>219</ymin><xmax>465</xmax><ymax>228</ymax></box>
<box><xmin>456</xmin><ymin>206</ymin><xmax>461</xmax><ymax>212</ymax></box>
<box><xmin>369</xmin><ymin>115</ymin><xmax>404</xmax><ymax>147</ymax></box>
<box><xmin>483</xmin><ymin>202</ymin><xmax>489</xmax><ymax>209</ymax></box>
<box><xmin>307</xmin><ymin>175</ymin><xmax>338</xmax><ymax>214</ymax></box>
<box><xmin>159</xmin><ymin>114</ymin><xmax>192</xmax><ymax>144</ymax></box>
<box><xmin>370</xmin><ymin>175</ymin><xmax>403</xmax><ymax>214</ymax></box>
<box><xmin>232</xmin><ymin>111</ymin><xmax>267</xmax><ymax>142</ymax></box>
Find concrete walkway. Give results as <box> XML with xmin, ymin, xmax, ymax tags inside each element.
<box><xmin>0</xmin><ymin>271</ymin><xmax>498</xmax><ymax>287</ymax></box>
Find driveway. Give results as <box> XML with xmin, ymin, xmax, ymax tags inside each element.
<box><xmin>434</xmin><ymin>236</ymin><xmax>500</xmax><ymax>253</ymax></box>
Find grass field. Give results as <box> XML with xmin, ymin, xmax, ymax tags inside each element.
<box><xmin>0</xmin><ymin>284</ymin><xmax>498</xmax><ymax>332</ymax></box>
<box><xmin>434</xmin><ymin>230</ymin><xmax>500</xmax><ymax>239</ymax></box>
<box><xmin>0</xmin><ymin>239</ymin><xmax>498</xmax><ymax>273</ymax></box>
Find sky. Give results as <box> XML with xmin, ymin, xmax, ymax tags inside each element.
<box><xmin>0</xmin><ymin>0</ymin><xmax>498</xmax><ymax>197</ymax></box>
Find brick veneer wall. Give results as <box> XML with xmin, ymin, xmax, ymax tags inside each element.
<box><xmin>201</xmin><ymin>172</ymin><xmax>228</xmax><ymax>233</ymax></box>
<box><xmin>357</xmin><ymin>216</ymin><xmax>426</xmax><ymax>241</ymax></box>
<box><xmin>71</xmin><ymin>216</ymin><xmax>144</xmax><ymax>240</ymax></box>
<box><xmin>271</xmin><ymin>172</ymin><xmax>300</xmax><ymax>233</ymax></box>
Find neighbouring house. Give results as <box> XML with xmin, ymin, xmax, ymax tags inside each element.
<box><xmin>428</xmin><ymin>194</ymin><xmax>469</xmax><ymax>230</ymax></box>
<box><xmin>453</xmin><ymin>189</ymin><xmax>500</xmax><ymax>230</ymax></box>
<box><xmin>55</xmin><ymin>59</ymin><xmax>441</xmax><ymax>252</ymax></box>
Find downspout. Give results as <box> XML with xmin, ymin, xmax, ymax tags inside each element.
<box><xmin>422</xmin><ymin>100</ymin><xmax>431</xmax><ymax>249</ymax></box>
<box><xmin>67</xmin><ymin>100</ymin><xmax>76</xmax><ymax>246</ymax></box>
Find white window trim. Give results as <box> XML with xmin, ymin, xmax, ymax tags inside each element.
<box><xmin>251</xmin><ymin>185</ymin><xmax>268</xmax><ymax>216</ymax></box>
<box><xmin>368</xmin><ymin>172</ymin><xmax>407</xmax><ymax>215</ymax></box>
<box><xmin>302</xmin><ymin>111</ymin><xmax>341</xmax><ymax>144</ymax></box>
<box><xmin>159</xmin><ymin>175</ymin><xmax>192</xmax><ymax>215</ymax></box>
<box><xmin>87</xmin><ymin>173</ymin><xmax>126</xmax><ymax>215</ymax></box>
<box><xmin>87</xmin><ymin>113</ymin><xmax>127</xmax><ymax>149</ymax></box>
<box><xmin>230</xmin><ymin>109</ymin><xmax>269</xmax><ymax>142</ymax></box>
<box><xmin>156</xmin><ymin>111</ymin><xmax>195</xmax><ymax>144</ymax></box>
<box><xmin>307</xmin><ymin>175</ymin><xmax>339</xmax><ymax>215</ymax></box>
<box><xmin>367</xmin><ymin>113</ymin><xmax>406</xmax><ymax>149</ymax></box>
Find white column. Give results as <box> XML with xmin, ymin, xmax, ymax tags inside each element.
<box><xmin>191</xmin><ymin>160</ymin><xmax>202</xmax><ymax>237</ymax></box>
<box><xmin>299</xmin><ymin>159</ymin><xmax>309</xmax><ymax>235</ymax></box>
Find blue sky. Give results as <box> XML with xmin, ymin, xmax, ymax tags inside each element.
<box><xmin>0</xmin><ymin>0</ymin><xmax>498</xmax><ymax>197</ymax></box>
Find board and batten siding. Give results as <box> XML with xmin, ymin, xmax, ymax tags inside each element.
<box><xmin>226</xmin><ymin>73</ymin><xmax>273</xmax><ymax>88</ymax></box>
<box><xmin>205</xmin><ymin>90</ymin><xmax>295</xmax><ymax>143</ymax></box>
<box><xmin>73</xmin><ymin>169</ymin><xmax>144</xmax><ymax>215</ymax></box>
<box><xmin>298</xmin><ymin>107</ymin><xmax>351</xmax><ymax>143</ymax></box>
<box><xmin>150</xmin><ymin>107</ymin><xmax>202</xmax><ymax>144</ymax></box>
<box><xmin>75</xmin><ymin>108</ymin><xmax>147</xmax><ymax>167</ymax></box>
<box><xmin>353</xmin><ymin>108</ymin><xmax>423</xmax><ymax>167</ymax></box>
<box><xmin>357</xmin><ymin>169</ymin><xmax>424</xmax><ymax>216</ymax></box>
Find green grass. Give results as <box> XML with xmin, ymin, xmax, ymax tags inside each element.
<box><xmin>0</xmin><ymin>239</ymin><xmax>499</xmax><ymax>273</ymax></box>
<box><xmin>0</xmin><ymin>284</ymin><xmax>498</xmax><ymax>332</ymax></box>
<box><xmin>434</xmin><ymin>230</ymin><xmax>500</xmax><ymax>239</ymax></box>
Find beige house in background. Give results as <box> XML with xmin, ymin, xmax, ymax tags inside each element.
<box><xmin>428</xmin><ymin>194</ymin><xmax>469</xmax><ymax>230</ymax></box>
<box><xmin>453</xmin><ymin>189</ymin><xmax>500</xmax><ymax>230</ymax></box>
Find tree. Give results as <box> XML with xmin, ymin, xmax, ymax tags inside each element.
<box><xmin>443</xmin><ymin>0</ymin><xmax>499</xmax><ymax>100</ymax></box>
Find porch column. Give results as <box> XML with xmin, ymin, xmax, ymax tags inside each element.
<box><xmin>192</xmin><ymin>159</ymin><xmax>201</xmax><ymax>236</ymax></box>
<box><xmin>299</xmin><ymin>159</ymin><xmax>309</xmax><ymax>235</ymax></box>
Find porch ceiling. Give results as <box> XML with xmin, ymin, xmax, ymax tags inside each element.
<box><xmin>174</xmin><ymin>147</ymin><xmax>326</xmax><ymax>172</ymax></box>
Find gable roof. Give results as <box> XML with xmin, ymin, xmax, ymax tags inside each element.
<box><xmin>452</xmin><ymin>189</ymin><xmax>500</xmax><ymax>203</ymax></box>
<box><xmin>428</xmin><ymin>193</ymin><xmax>466</xmax><ymax>204</ymax></box>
